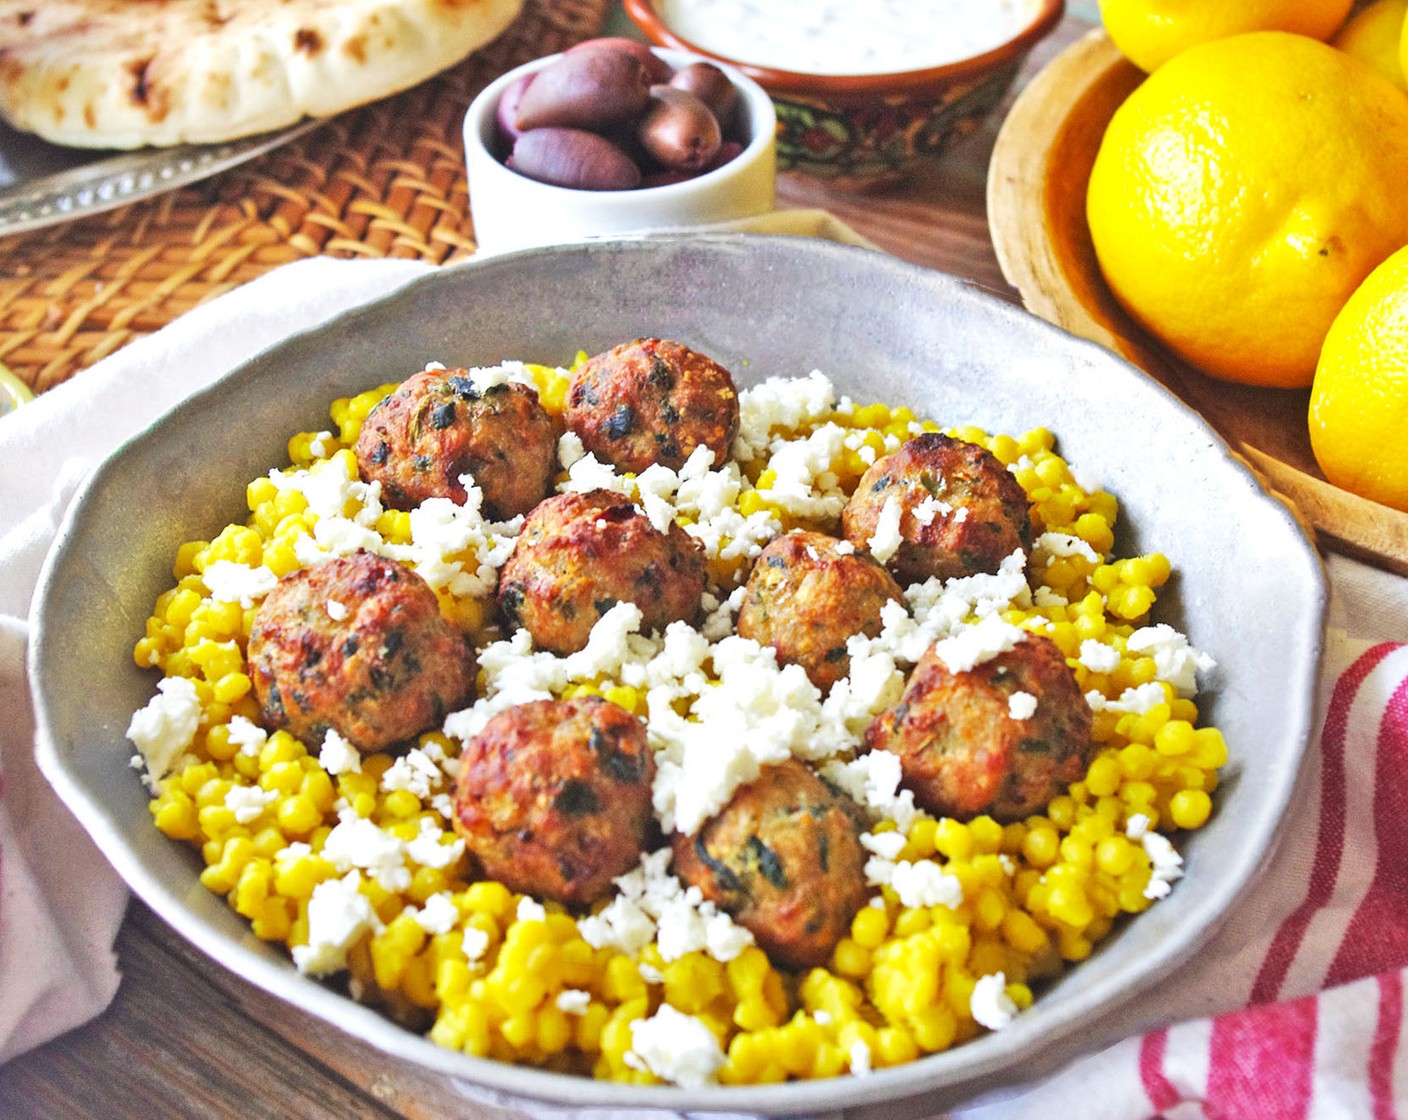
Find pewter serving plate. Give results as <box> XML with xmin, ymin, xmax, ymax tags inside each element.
<box><xmin>32</xmin><ymin>236</ymin><xmax>1325</xmax><ymax>1116</ymax></box>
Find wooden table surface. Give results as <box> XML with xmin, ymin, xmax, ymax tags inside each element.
<box><xmin>0</xmin><ymin>13</ymin><xmax>1094</xmax><ymax>1120</ymax></box>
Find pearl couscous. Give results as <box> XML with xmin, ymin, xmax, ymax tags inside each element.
<box><xmin>127</xmin><ymin>353</ymin><xmax>1224</xmax><ymax>1087</ymax></box>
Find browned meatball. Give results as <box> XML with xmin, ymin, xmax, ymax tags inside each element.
<box><xmin>736</xmin><ymin>530</ymin><xmax>905</xmax><ymax>695</ymax></box>
<box><xmin>671</xmin><ymin>759</ymin><xmax>869</xmax><ymax>970</ymax></box>
<box><xmin>565</xmin><ymin>338</ymin><xmax>740</xmax><ymax>473</ymax></box>
<box><xmin>497</xmin><ymin>488</ymin><xmax>706</xmax><ymax>655</ymax></box>
<box><xmin>247</xmin><ymin>551</ymin><xmax>476</xmax><ymax>754</ymax></box>
<box><xmin>355</xmin><ymin>368</ymin><xmax>558</xmax><ymax>519</ymax></box>
<box><xmin>451</xmin><ymin>696</ymin><xmax>656</xmax><ymax>907</ymax></box>
<box><xmin>865</xmin><ymin>632</ymin><xmax>1092</xmax><ymax>821</ymax></box>
<box><xmin>841</xmin><ymin>433</ymin><xmax>1032</xmax><ymax>585</ymax></box>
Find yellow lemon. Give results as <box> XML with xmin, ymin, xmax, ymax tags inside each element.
<box><xmin>1332</xmin><ymin>0</ymin><xmax>1408</xmax><ymax>88</ymax></box>
<box><xmin>1099</xmin><ymin>0</ymin><xmax>1353</xmax><ymax>71</ymax></box>
<box><xmin>1310</xmin><ymin>245</ymin><xmax>1408</xmax><ymax>512</ymax></box>
<box><xmin>1086</xmin><ymin>32</ymin><xmax>1408</xmax><ymax>389</ymax></box>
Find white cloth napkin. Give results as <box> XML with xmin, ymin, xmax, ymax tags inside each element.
<box><xmin>3</xmin><ymin>244</ymin><xmax>1407</xmax><ymax>1120</ymax></box>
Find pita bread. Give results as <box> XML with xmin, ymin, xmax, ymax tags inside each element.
<box><xmin>0</xmin><ymin>0</ymin><xmax>526</xmax><ymax>149</ymax></box>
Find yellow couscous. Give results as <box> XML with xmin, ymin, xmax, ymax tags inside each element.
<box><xmin>127</xmin><ymin>353</ymin><xmax>1225</xmax><ymax>1087</ymax></box>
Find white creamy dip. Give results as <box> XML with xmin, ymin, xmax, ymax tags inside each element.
<box><xmin>657</xmin><ymin>0</ymin><xmax>1043</xmax><ymax>76</ymax></box>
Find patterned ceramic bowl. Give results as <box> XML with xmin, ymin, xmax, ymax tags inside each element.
<box><xmin>624</xmin><ymin>0</ymin><xmax>1065</xmax><ymax>189</ymax></box>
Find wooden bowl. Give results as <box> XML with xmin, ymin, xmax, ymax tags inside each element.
<box><xmin>989</xmin><ymin>27</ymin><xmax>1408</xmax><ymax>575</ymax></box>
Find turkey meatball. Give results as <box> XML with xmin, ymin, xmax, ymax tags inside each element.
<box><xmin>671</xmin><ymin>759</ymin><xmax>869</xmax><ymax>970</ymax></box>
<box><xmin>565</xmin><ymin>338</ymin><xmax>740</xmax><ymax>473</ymax></box>
<box><xmin>355</xmin><ymin>367</ymin><xmax>558</xmax><ymax>519</ymax></box>
<box><xmin>841</xmin><ymin>433</ymin><xmax>1032</xmax><ymax>584</ymax></box>
<box><xmin>247</xmin><ymin>550</ymin><xmax>475</xmax><ymax>754</ymax></box>
<box><xmin>736</xmin><ymin>530</ymin><xmax>905</xmax><ymax>694</ymax></box>
<box><xmin>497</xmin><ymin>488</ymin><xmax>706</xmax><ymax>654</ymax></box>
<box><xmin>865</xmin><ymin>632</ymin><xmax>1092</xmax><ymax>821</ymax></box>
<box><xmin>452</xmin><ymin>697</ymin><xmax>656</xmax><ymax>907</ymax></box>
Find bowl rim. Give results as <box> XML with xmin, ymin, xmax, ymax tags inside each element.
<box><xmin>30</xmin><ymin>234</ymin><xmax>1326</xmax><ymax>1116</ymax></box>
<box><xmin>623</xmin><ymin>0</ymin><xmax>1066</xmax><ymax>94</ymax></box>
<box><xmin>464</xmin><ymin>46</ymin><xmax>777</xmax><ymax>201</ymax></box>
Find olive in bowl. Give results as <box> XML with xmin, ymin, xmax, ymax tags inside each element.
<box><xmin>463</xmin><ymin>45</ymin><xmax>776</xmax><ymax>253</ymax></box>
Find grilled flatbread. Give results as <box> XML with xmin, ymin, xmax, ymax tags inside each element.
<box><xmin>0</xmin><ymin>0</ymin><xmax>525</xmax><ymax>149</ymax></box>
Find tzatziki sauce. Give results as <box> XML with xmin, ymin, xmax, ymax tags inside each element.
<box><xmin>656</xmin><ymin>0</ymin><xmax>1044</xmax><ymax>76</ymax></box>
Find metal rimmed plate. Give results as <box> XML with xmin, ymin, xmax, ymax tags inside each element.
<box><xmin>0</xmin><ymin>118</ymin><xmax>319</xmax><ymax>236</ymax></box>
<box><xmin>31</xmin><ymin>236</ymin><xmax>1326</xmax><ymax>1116</ymax></box>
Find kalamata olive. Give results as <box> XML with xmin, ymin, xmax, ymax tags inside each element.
<box><xmin>668</xmin><ymin>62</ymin><xmax>739</xmax><ymax>130</ymax></box>
<box><xmin>566</xmin><ymin>37</ymin><xmax>673</xmax><ymax>84</ymax></box>
<box><xmin>636</xmin><ymin>85</ymin><xmax>722</xmax><ymax>172</ymax></box>
<box><xmin>515</xmin><ymin>49</ymin><xmax>652</xmax><ymax>132</ymax></box>
<box><xmin>495</xmin><ymin>72</ymin><xmax>534</xmax><ymax>149</ymax></box>
<box><xmin>507</xmin><ymin>127</ymin><xmax>643</xmax><ymax>191</ymax></box>
<box><xmin>701</xmin><ymin>139</ymin><xmax>745</xmax><ymax>173</ymax></box>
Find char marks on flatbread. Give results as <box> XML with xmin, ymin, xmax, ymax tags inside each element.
<box><xmin>0</xmin><ymin>0</ymin><xmax>526</xmax><ymax>148</ymax></box>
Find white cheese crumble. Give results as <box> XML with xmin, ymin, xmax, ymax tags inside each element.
<box><xmin>325</xmin><ymin>599</ymin><xmax>349</xmax><ymax>621</ymax></box>
<box><xmin>1008</xmin><ymin>691</ymin><xmax>1038</xmax><ymax>720</ymax></box>
<box><xmin>1078</xmin><ymin>639</ymin><xmax>1121</xmax><ymax>675</ymax></box>
<box><xmin>1141</xmin><ymin>831</ymin><xmax>1185</xmax><ymax>900</ymax></box>
<box><xmin>971</xmin><ymin>972</ymin><xmax>1018</xmax><ymax>1030</ymax></box>
<box><xmin>227</xmin><ymin>715</ymin><xmax>267</xmax><ymax>756</ymax></box>
<box><xmin>624</xmin><ymin>1004</ymin><xmax>726</xmax><ymax>1088</ymax></box>
<box><xmin>224</xmin><ymin>784</ymin><xmax>277</xmax><ymax>825</ymax></box>
<box><xmin>733</xmin><ymin>370</ymin><xmax>837</xmax><ymax>462</ymax></box>
<box><xmin>517</xmin><ymin>897</ymin><xmax>548</xmax><ymax>924</ymax></box>
<box><xmin>127</xmin><ymin>675</ymin><xmax>202</xmax><ymax>787</ymax></box>
<box><xmin>849</xmin><ymin>1038</ymin><xmax>873</xmax><ymax>1077</ymax></box>
<box><xmin>319</xmin><ymin>729</ymin><xmax>361</xmax><ymax>776</ymax></box>
<box><xmin>867</xmin><ymin>495</ymin><xmax>904</xmax><ymax>563</ymax></box>
<box><xmin>1126</xmin><ymin>623</ymin><xmax>1216</xmax><ymax>698</ymax></box>
<box><xmin>912</xmin><ymin>495</ymin><xmax>953</xmax><ymax>526</ymax></box>
<box><xmin>411</xmin><ymin>892</ymin><xmax>460</xmax><ymax>935</ymax></box>
<box><xmin>1085</xmin><ymin>682</ymin><xmax>1168</xmax><ymax>715</ymax></box>
<box><xmin>293</xmin><ymin>871</ymin><xmax>382</xmax><ymax>976</ymax></box>
<box><xmin>557</xmin><ymin>989</ymin><xmax>592</xmax><ymax>1016</ymax></box>
<box><xmin>202</xmin><ymin>560</ymin><xmax>278</xmax><ymax>608</ymax></box>
<box><xmin>930</xmin><ymin>615</ymin><xmax>1028</xmax><ymax>674</ymax></box>
<box><xmin>1034</xmin><ymin>532</ymin><xmax>1101</xmax><ymax>565</ymax></box>
<box><xmin>577</xmin><ymin>849</ymin><xmax>754</xmax><ymax>963</ymax></box>
<box><xmin>463</xmin><ymin>927</ymin><xmax>491</xmax><ymax>961</ymax></box>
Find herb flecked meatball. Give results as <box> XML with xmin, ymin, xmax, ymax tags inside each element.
<box><xmin>247</xmin><ymin>550</ymin><xmax>476</xmax><ymax>754</ymax></box>
<box><xmin>565</xmin><ymin>338</ymin><xmax>740</xmax><ymax>473</ymax></box>
<box><xmin>841</xmin><ymin>433</ymin><xmax>1033</xmax><ymax>585</ymax></box>
<box><xmin>671</xmin><ymin>759</ymin><xmax>870</xmax><ymax>970</ymax></box>
<box><xmin>736</xmin><ymin>530</ymin><xmax>905</xmax><ymax>694</ymax></box>
<box><xmin>452</xmin><ymin>697</ymin><xmax>656</xmax><ymax>906</ymax></box>
<box><xmin>866</xmin><ymin>632</ymin><xmax>1092</xmax><ymax>821</ymax></box>
<box><xmin>354</xmin><ymin>367</ymin><xmax>558</xmax><ymax>519</ymax></box>
<box><xmin>496</xmin><ymin>488</ymin><xmax>706</xmax><ymax>654</ymax></box>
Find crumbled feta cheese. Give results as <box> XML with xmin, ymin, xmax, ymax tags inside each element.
<box><xmin>1126</xmin><ymin>624</ymin><xmax>1216</xmax><ymax>697</ymax></box>
<box><xmin>322</xmin><ymin>811</ymin><xmax>411</xmax><ymax>891</ymax></box>
<box><xmin>411</xmin><ymin>892</ymin><xmax>460</xmax><ymax>935</ymax></box>
<box><xmin>1008</xmin><ymin>691</ymin><xmax>1038</xmax><ymax>720</ymax></box>
<box><xmin>462</xmin><ymin>927</ymin><xmax>491</xmax><ymax>961</ymax></box>
<box><xmin>868</xmin><ymin>495</ymin><xmax>904</xmax><ymax>563</ymax></box>
<box><xmin>1085</xmin><ymin>682</ymin><xmax>1168</xmax><ymax>715</ymax></box>
<box><xmin>1141</xmin><ymin>831</ymin><xmax>1184</xmax><ymax>899</ymax></box>
<box><xmin>405</xmin><ymin>819</ymin><xmax>466</xmax><ymax>870</ymax></box>
<box><xmin>733</xmin><ymin>370</ymin><xmax>837</xmax><ymax>462</ymax></box>
<box><xmin>1125</xmin><ymin>813</ymin><xmax>1152</xmax><ymax>840</ymax></box>
<box><xmin>557</xmin><ymin>989</ymin><xmax>592</xmax><ymax>1016</ymax></box>
<box><xmin>875</xmin><ymin>859</ymin><xmax>963</xmax><ymax>910</ymax></box>
<box><xmin>319</xmin><ymin>729</ymin><xmax>361</xmax><ymax>775</ymax></box>
<box><xmin>1078</xmin><ymin>640</ymin><xmax>1121</xmax><ymax>675</ymax></box>
<box><xmin>1034</xmin><ymin>532</ymin><xmax>1101</xmax><ymax>565</ymax></box>
<box><xmin>821</xmin><ymin>751</ymin><xmax>918</xmax><ymax>833</ymax></box>
<box><xmin>227</xmin><ymin>716</ymin><xmax>267</xmax><ymax>757</ymax></box>
<box><xmin>930</xmin><ymin>615</ymin><xmax>1028</xmax><ymax>674</ymax></box>
<box><xmin>224</xmin><ymin>784</ymin><xmax>277</xmax><ymax>824</ymax></box>
<box><xmin>325</xmin><ymin>599</ymin><xmax>349</xmax><ymax>621</ymax></box>
<box><xmin>516</xmin><ymin>897</ymin><xmax>547</xmax><ymax>923</ymax></box>
<box><xmin>202</xmin><ymin>560</ymin><xmax>278</xmax><ymax>608</ymax></box>
<box><xmin>557</xmin><ymin>430</ymin><xmax>587</xmax><ymax>470</ymax></box>
<box><xmin>912</xmin><ymin>495</ymin><xmax>953</xmax><ymax>526</ymax></box>
<box><xmin>625</xmin><ymin>1005</ymin><xmax>726</xmax><ymax>1088</ymax></box>
<box><xmin>127</xmin><ymin>676</ymin><xmax>202</xmax><ymax>786</ymax></box>
<box><xmin>849</xmin><ymin>1038</ymin><xmax>873</xmax><ymax>1076</ymax></box>
<box><xmin>971</xmin><ymin>972</ymin><xmax>1018</xmax><ymax>1030</ymax></box>
<box><xmin>293</xmin><ymin>872</ymin><xmax>382</xmax><ymax>976</ymax></box>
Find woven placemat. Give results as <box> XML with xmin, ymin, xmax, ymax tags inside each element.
<box><xmin>0</xmin><ymin>0</ymin><xmax>608</xmax><ymax>397</ymax></box>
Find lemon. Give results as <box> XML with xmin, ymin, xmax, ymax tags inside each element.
<box><xmin>1332</xmin><ymin>0</ymin><xmax>1408</xmax><ymax>88</ymax></box>
<box><xmin>1099</xmin><ymin>0</ymin><xmax>1354</xmax><ymax>71</ymax></box>
<box><xmin>1086</xmin><ymin>31</ymin><xmax>1408</xmax><ymax>389</ymax></box>
<box><xmin>1310</xmin><ymin>246</ymin><xmax>1408</xmax><ymax>512</ymax></box>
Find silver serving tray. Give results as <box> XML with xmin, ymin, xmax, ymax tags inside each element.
<box><xmin>0</xmin><ymin>118</ymin><xmax>318</xmax><ymax>236</ymax></box>
<box><xmin>31</xmin><ymin>236</ymin><xmax>1326</xmax><ymax>1116</ymax></box>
